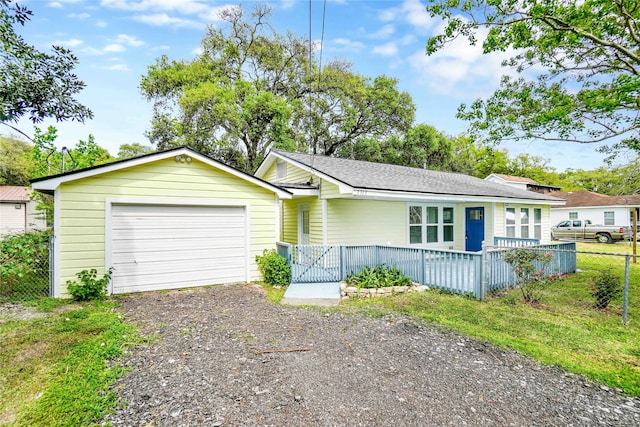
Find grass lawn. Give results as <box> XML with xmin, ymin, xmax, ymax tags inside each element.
<box><xmin>338</xmin><ymin>240</ymin><xmax>640</xmax><ymax>396</ymax></box>
<box><xmin>0</xmin><ymin>299</ymin><xmax>140</xmax><ymax>426</ymax></box>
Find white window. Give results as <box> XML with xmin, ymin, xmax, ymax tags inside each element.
<box><xmin>604</xmin><ymin>211</ymin><xmax>615</xmax><ymax>226</ymax></box>
<box><xmin>534</xmin><ymin>208</ymin><xmax>542</xmax><ymax>240</ymax></box>
<box><xmin>408</xmin><ymin>205</ymin><xmax>455</xmax><ymax>245</ymax></box>
<box><xmin>505</xmin><ymin>206</ymin><xmax>542</xmax><ymax>239</ymax></box>
<box><xmin>506</xmin><ymin>207</ymin><xmax>516</xmax><ymax>237</ymax></box>
<box><xmin>520</xmin><ymin>208</ymin><xmax>530</xmax><ymax>238</ymax></box>
<box><xmin>569</xmin><ymin>212</ymin><xmax>578</xmax><ymax>219</ymax></box>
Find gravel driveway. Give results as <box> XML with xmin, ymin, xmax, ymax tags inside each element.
<box><xmin>105</xmin><ymin>284</ymin><xmax>640</xmax><ymax>426</ymax></box>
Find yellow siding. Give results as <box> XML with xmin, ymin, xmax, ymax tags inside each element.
<box><xmin>263</xmin><ymin>159</ymin><xmax>314</xmax><ymax>184</ymax></box>
<box><xmin>57</xmin><ymin>158</ymin><xmax>278</xmax><ymax>296</ymax></box>
<box><xmin>281</xmin><ymin>196</ymin><xmax>322</xmax><ymax>244</ymax></box>
<box><xmin>320</xmin><ymin>179</ymin><xmax>341</xmax><ymax>198</ymax></box>
<box><xmin>263</xmin><ymin>162</ymin><xmax>278</xmax><ymax>181</ymax></box>
<box><xmin>326</xmin><ymin>199</ymin><xmax>406</xmax><ymax>245</ymax></box>
<box><xmin>285</xmin><ymin>162</ymin><xmax>314</xmax><ymax>184</ymax></box>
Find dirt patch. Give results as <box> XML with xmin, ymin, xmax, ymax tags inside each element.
<box><xmin>105</xmin><ymin>284</ymin><xmax>640</xmax><ymax>426</ymax></box>
<box><xmin>0</xmin><ymin>303</ymin><xmax>81</xmax><ymax>325</ymax></box>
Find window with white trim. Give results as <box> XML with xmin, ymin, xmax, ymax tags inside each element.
<box><xmin>604</xmin><ymin>211</ymin><xmax>615</xmax><ymax>226</ymax></box>
<box><xmin>520</xmin><ymin>208</ymin><xmax>530</xmax><ymax>238</ymax></box>
<box><xmin>506</xmin><ymin>207</ymin><xmax>516</xmax><ymax>237</ymax></box>
<box><xmin>408</xmin><ymin>204</ymin><xmax>455</xmax><ymax>245</ymax></box>
<box><xmin>534</xmin><ymin>208</ymin><xmax>542</xmax><ymax>240</ymax></box>
<box><xmin>505</xmin><ymin>206</ymin><xmax>543</xmax><ymax>239</ymax></box>
<box><xmin>569</xmin><ymin>212</ymin><xmax>578</xmax><ymax>219</ymax></box>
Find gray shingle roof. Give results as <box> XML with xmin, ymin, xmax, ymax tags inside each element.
<box><xmin>274</xmin><ymin>150</ymin><xmax>563</xmax><ymax>202</ymax></box>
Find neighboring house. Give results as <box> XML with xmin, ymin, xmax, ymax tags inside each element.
<box><xmin>550</xmin><ymin>190</ymin><xmax>640</xmax><ymax>227</ymax></box>
<box><xmin>485</xmin><ymin>173</ymin><xmax>561</xmax><ymax>194</ymax></box>
<box><xmin>31</xmin><ymin>147</ymin><xmax>292</xmax><ymax>297</ymax></box>
<box><xmin>0</xmin><ymin>186</ymin><xmax>47</xmax><ymax>237</ymax></box>
<box><xmin>255</xmin><ymin>151</ymin><xmax>566</xmax><ymax>252</ymax></box>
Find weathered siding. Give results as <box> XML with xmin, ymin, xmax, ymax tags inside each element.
<box><xmin>56</xmin><ymin>158</ymin><xmax>278</xmax><ymax>296</ymax></box>
<box><xmin>0</xmin><ymin>201</ymin><xmax>47</xmax><ymax>236</ymax></box>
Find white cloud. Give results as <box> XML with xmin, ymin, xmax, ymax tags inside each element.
<box><xmin>369</xmin><ymin>24</ymin><xmax>394</xmax><ymax>39</ymax></box>
<box><xmin>103</xmin><ymin>43</ymin><xmax>125</xmax><ymax>53</ymax></box>
<box><xmin>96</xmin><ymin>21</ymin><xmax>108</xmax><ymax>28</ymax></box>
<box><xmin>68</xmin><ymin>12</ymin><xmax>91</xmax><ymax>19</ymax></box>
<box><xmin>331</xmin><ymin>37</ymin><xmax>364</xmax><ymax>52</ymax></box>
<box><xmin>192</xmin><ymin>46</ymin><xmax>204</xmax><ymax>56</ymax></box>
<box><xmin>406</xmin><ymin>25</ymin><xmax>518</xmax><ymax>98</ymax></box>
<box><xmin>132</xmin><ymin>13</ymin><xmax>204</xmax><ymax>29</ymax></box>
<box><xmin>101</xmin><ymin>0</ymin><xmax>208</xmax><ymax>14</ymax></box>
<box><xmin>113</xmin><ymin>34</ymin><xmax>146</xmax><ymax>47</ymax></box>
<box><xmin>51</xmin><ymin>38</ymin><xmax>84</xmax><ymax>48</ymax></box>
<box><xmin>281</xmin><ymin>0</ymin><xmax>296</xmax><ymax>9</ymax></box>
<box><xmin>379</xmin><ymin>0</ymin><xmax>435</xmax><ymax>32</ymax></box>
<box><xmin>372</xmin><ymin>42</ymin><xmax>398</xmax><ymax>56</ymax></box>
<box><xmin>198</xmin><ymin>5</ymin><xmax>238</xmax><ymax>24</ymax></box>
<box><xmin>48</xmin><ymin>2</ymin><xmax>63</xmax><ymax>7</ymax></box>
<box><xmin>102</xmin><ymin>63</ymin><xmax>131</xmax><ymax>72</ymax></box>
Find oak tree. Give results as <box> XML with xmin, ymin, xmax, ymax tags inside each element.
<box><xmin>426</xmin><ymin>0</ymin><xmax>640</xmax><ymax>152</ymax></box>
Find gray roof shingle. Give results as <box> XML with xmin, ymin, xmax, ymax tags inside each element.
<box><xmin>274</xmin><ymin>150</ymin><xmax>563</xmax><ymax>202</ymax></box>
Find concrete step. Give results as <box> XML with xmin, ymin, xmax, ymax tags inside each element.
<box><xmin>281</xmin><ymin>282</ymin><xmax>341</xmax><ymax>306</ymax></box>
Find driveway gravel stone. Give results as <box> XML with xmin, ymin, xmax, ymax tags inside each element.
<box><xmin>104</xmin><ymin>284</ymin><xmax>640</xmax><ymax>426</ymax></box>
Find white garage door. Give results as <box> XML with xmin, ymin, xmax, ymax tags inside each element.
<box><xmin>110</xmin><ymin>204</ymin><xmax>246</xmax><ymax>294</ymax></box>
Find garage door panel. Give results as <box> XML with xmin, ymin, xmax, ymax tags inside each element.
<box><xmin>112</xmin><ymin>248</ymin><xmax>245</xmax><ymax>265</ymax></box>
<box><xmin>111</xmin><ymin>227</ymin><xmax>246</xmax><ymax>240</ymax></box>
<box><xmin>112</xmin><ymin>205</ymin><xmax>242</xmax><ymax>217</ymax></box>
<box><xmin>112</xmin><ymin>237</ymin><xmax>244</xmax><ymax>253</ymax></box>
<box><xmin>111</xmin><ymin>204</ymin><xmax>247</xmax><ymax>293</ymax></box>
<box><xmin>114</xmin><ymin>260</ymin><xmax>242</xmax><ymax>281</ymax></box>
<box><xmin>112</xmin><ymin>216</ymin><xmax>245</xmax><ymax>229</ymax></box>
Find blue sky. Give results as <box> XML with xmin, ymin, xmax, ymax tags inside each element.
<box><xmin>13</xmin><ymin>0</ymin><xmax>611</xmax><ymax>171</ymax></box>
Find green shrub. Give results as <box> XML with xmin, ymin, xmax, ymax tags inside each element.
<box><xmin>67</xmin><ymin>268</ymin><xmax>114</xmax><ymax>301</ymax></box>
<box><xmin>0</xmin><ymin>230</ymin><xmax>51</xmax><ymax>299</ymax></box>
<box><xmin>255</xmin><ymin>249</ymin><xmax>291</xmax><ymax>286</ymax></box>
<box><xmin>590</xmin><ymin>269</ymin><xmax>622</xmax><ymax>309</ymax></box>
<box><xmin>346</xmin><ymin>264</ymin><xmax>412</xmax><ymax>289</ymax></box>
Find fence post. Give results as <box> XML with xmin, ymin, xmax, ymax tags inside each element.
<box><xmin>480</xmin><ymin>240</ymin><xmax>488</xmax><ymax>300</ymax></box>
<box><xmin>340</xmin><ymin>246</ymin><xmax>346</xmax><ymax>281</ymax></box>
<box><xmin>624</xmin><ymin>255</ymin><xmax>630</xmax><ymax>325</ymax></box>
<box><xmin>49</xmin><ymin>235</ymin><xmax>54</xmax><ymax>298</ymax></box>
<box><xmin>420</xmin><ymin>249</ymin><xmax>426</xmax><ymax>285</ymax></box>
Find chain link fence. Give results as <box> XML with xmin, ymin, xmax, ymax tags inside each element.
<box><xmin>490</xmin><ymin>243</ymin><xmax>638</xmax><ymax>324</ymax></box>
<box><xmin>0</xmin><ymin>231</ymin><xmax>52</xmax><ymax>301</ymax></box>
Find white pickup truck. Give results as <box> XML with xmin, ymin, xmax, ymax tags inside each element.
<box><xmin>551</xmin><ymin>219</ymin><xmax>632</xmax><ymax>244</ymax></box>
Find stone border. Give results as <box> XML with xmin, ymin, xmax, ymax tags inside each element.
<box><xmin>340</xmin><ymin>282</ymin><xmax>429</xmax><ymax>301</ymax></box>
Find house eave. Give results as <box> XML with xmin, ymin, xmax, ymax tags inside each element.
<box><xmin>31</xmin><ymin>147</ymin><xmax>293</xmax><ymax>199</ymax></box>
<box><xmin>348</xmin><ymin>188</ymin><xmax>566</xmax><ymax>205</ymax></box>
<box><xmin>257</xmin><ymin>151</ymin><xmax>354</xmax><ymax>195</ymax></box>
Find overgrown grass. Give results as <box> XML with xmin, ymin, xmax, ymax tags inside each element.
<box><xmin>0</xmin><ymin>300</ymin><xmax>140</xmax><ymax>426</ymax></box>
<box><xmin>339</xmin><ymin>242</ymin><xmax>640</xmax><ymax>396</ymax></box>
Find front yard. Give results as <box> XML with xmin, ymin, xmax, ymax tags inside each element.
<box><xmin>1</xmin><ymin>241</ymin><xmax>639</xmax><ymax>425</ymax></box>
<box><xmin>339</xmin><ymin>241</ymin><xmax>640</xmax><ymax>395</ymax></box>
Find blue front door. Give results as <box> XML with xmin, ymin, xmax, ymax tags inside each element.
<box><xmin>465</xmin><ymin>207</ymin><xmax>485</xmax><ymax>252</ymax></box>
